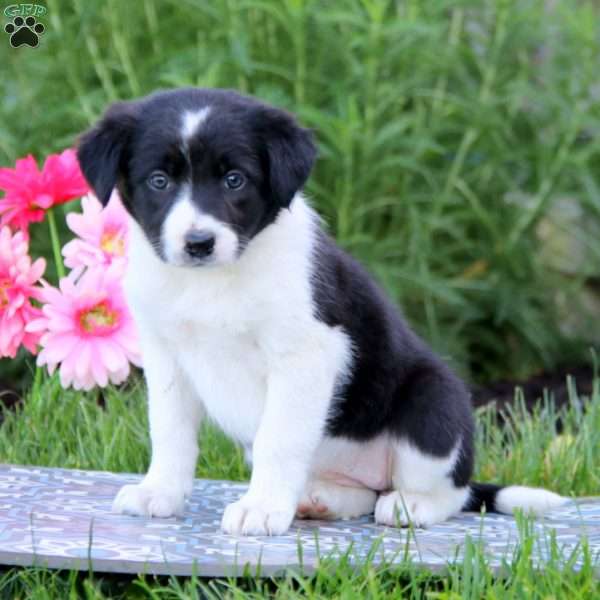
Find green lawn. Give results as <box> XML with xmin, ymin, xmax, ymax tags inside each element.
<box><xmin>0</xmin><ymin>372</ymin><xmax>597</xmax><ymax>598</ymax></box>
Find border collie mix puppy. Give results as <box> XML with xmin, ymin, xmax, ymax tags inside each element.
<box><xmin>78</xmin><ymin>88</ymin><xmax>565</xmax><ymax>535</ymax></box>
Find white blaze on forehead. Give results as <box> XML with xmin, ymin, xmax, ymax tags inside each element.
<box><xmin>181</xmin><ymin>107</ymin><xmax>211</xmax><ymax>141</ymax></box>
<box><xmin>162</xmin><ymin>184</ymin><xmax>239</xmax><ymax>266</ymax></box>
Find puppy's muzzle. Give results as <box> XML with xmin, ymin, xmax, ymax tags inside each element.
<box><xmin>184</xmin><ymin>229</ymin><xmax>215</xmax><ymax>259</ymax></box>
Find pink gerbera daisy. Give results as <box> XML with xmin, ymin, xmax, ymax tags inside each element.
<box><xmin>26</xmin><ymin>266</ymin><xmax>142</xmax><ymax>390</ymax></box>
<box><xmin>41</xmin><ymin>149</ymin><xmax>90</xmax><ymax>205</ymax></box>
<box><xmin>0</xmin><ymin>227</ymin><xmax>46</xmax><ymax>357</ymax></box>
<box><xmin>62</xmin><ymin>192</ymin><xmax>129</xmax><ymax>275</ymax></box>
<box><xmin>0</xmin><ymin>149</ymin><xmax>89</xmax><ymax>232</ymax></box>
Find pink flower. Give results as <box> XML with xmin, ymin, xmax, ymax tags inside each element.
<box><xmin>0</xmin><ymin>227</ymin><xmax>46</xmax><ymax>357</ymax></box>
<box><xmin>62</xmin><ymin>192</ymin><xmax>129</xmax><ymax>275</ymax></box>
<box><xmin>0</xmin><ymin>149</ymin><xmax>90</xmax><ymax>232</ymax></box>
<box><xmin>26</xmin><ymin>266</ymin><xmax>142</xmax><ymax>390</ymax></box>
<box><xmin>41</xmin><ymin>149</ymin><xmax>90</xmax><ymax>205</ymax></box>
<box><xmin>0</xmin><ymin>156</ymin><xmax>48</xmax><ymax>231</ymax></box>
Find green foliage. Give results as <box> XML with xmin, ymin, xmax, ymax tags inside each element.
<box><xmin>0</xmin><ymin>544</ymin><xmax>598</xmax><ymax>599</ymax></box>
<box><xmin>0</xmin><ymin>374</ymin><xmax>250</xmax><ymax>481</ymax></box>
<box><xmin>0</xmin><ymin>373</ymin><xmax>598</xmax><ymax>597</ymax></box>
<box><xmin>1</xmin><ymin>0</ymin><xmax>599</xmax><ymax>381</ymax></box>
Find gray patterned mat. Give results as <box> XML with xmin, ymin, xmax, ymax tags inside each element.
<box><xmin>0</xmin><ymin>464</ymin><xmax>597</xmax><ymax>576</ymax></box>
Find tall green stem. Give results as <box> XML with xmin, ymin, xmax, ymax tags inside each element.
<box><xmin>47</xmin><ymin>208</ymin><xmax>65</xmax><ymax>280</ymax></box>
<box><xmin>32</xmin><ymin>362</ymin><xmax>44</xmax><ymax>394</ymax></box>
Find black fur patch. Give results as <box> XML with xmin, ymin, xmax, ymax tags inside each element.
<box><xmin>312</xmin><ymin>230</ymin><xmax>475</xmax><ymax>487</ymax></box>
<box><xmin>463</xmin><ymin>482</ymin><xmax>502</xmax><ymax>512</ymax></box>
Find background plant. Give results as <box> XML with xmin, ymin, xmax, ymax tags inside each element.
<box><xmin>2</xmin><ymin>0</ymin><xmax>600</xmax><ymax>386</ymax></box>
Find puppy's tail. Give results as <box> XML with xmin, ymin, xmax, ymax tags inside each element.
<box><xmin>462</xmin><ymin>482</ymin><xmax>567</xmax><ymax>515</ymax></box>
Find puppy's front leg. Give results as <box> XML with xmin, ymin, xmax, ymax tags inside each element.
<box><xmin>221</xmin><ymin>330</ymin><xmax>347</xmax><ymax>535</ymax></box>
<box><xmin>113</xmin><ymin>331</ymin><xmax>202</xmax><ymax>518</ymax></box>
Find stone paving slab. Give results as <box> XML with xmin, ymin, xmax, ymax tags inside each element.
<box><xmin>0</xmin><ymin>464</ymin><xmax>597</xmax><ymax>576</ymax></box>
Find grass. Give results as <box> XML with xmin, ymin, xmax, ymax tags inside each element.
<box><xmin>0</xmin><ymin>0</ymin><xmax>599</xmax><ymax>596</ymax></box>
<box><xmin>2</xmin><ymin>0</ymin><xmax>600</xmax><ymax>384</ymax></box>
<box><xmin>0</xmin><ymin>372</ymin><xmax>597</xmax><ymax>597</ymax></box>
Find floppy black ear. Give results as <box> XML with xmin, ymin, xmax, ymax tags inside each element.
<box><xmin>77</xmin><ymin>101</ymin><xmax>139</xmax><ymax>205</ymax></box>
<box><xmin>259</xmin><ymin>107</ymin><xmax>317</xmax><ymax>208</ymax></box>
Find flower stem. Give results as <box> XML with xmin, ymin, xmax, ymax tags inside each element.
<box><xmin>32</xmin><ymin>364</ymin><xmax>44</xmax><ymax>394</ymax></box>
<box><xmin>47</xmin><ymin>208</ymin><xmax>65</xmax><ymax>280</ymax></box>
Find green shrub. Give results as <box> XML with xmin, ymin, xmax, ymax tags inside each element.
<box><xmin>1</xmin><ymin>0</ymin><xmax>599</xmax><ymax>382</ymax></box>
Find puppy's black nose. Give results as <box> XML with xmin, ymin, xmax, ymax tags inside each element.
<box><xmin>184</xmin><ymin>230</ymin><xmax>215</xmax><ymax>258</ymax></box>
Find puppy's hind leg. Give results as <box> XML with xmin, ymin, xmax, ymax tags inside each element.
<box><xmin>374</xmin><ymin>439</ymin><xmax>470</xmax><ymax>527</ymax></box>
<box><xmin>375</xmin><ymin>365</ymin><xmax>473</xmax><ymax>528</ymax></box>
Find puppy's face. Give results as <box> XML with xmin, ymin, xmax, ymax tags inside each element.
<box><xmin>77</xmin><ymin>88</ymin><xmax>316</xmax><ymax>267</ymax></box>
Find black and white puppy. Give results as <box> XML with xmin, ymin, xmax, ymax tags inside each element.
<box><xmin>77</xmin><ymin>88</ymin><xmax>565</xmax><ymax>536</ymax></box>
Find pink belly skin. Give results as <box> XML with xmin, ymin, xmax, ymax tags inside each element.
<box><xmin>312</xmin><ymin>435</ymin><xmax>393</xmax><ymax>491</ymax></box>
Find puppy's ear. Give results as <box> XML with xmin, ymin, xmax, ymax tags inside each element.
<box><xmin>77</xmin><ymin>101</ymin><xmax>139</xmax><ymax>205</ymax></box>
<box><xmin>259</xmin><ymin>108</ymin><xmax>317</xmax><ymax>208</ymax></box>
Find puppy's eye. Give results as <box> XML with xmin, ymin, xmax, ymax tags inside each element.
<box><xmin>223</xmin><ymin>171</ymin><xmax>246</xmax><ymax>190</ymax></box>
<box><xmin>148</xmin><ymin>171</ymin><xmax>169</xmax><ymax>190</ymax></box>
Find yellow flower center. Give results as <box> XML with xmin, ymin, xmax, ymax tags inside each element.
<box><xmin>100</xmin><ymin>231</ymin><xmax>125</xmax><ymax>256</ymax></box>
<box><xmin>0</xmin><ymin>278</ymin><xmax>12</xmax><ymax>308</ymax></box>
<box><xmin>79</xmin><ymin>301</ymin><xmax>119</xmax><ymax>334</ymax></box>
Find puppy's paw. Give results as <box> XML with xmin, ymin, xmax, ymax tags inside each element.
<box><xmin>374</xmin><ymin>491</ymin><xmax>446</xmax><ymax>528</ymax></box>
<box><xmin>112</xmin><ymin>483</ymin><xmax>185</xmax><ymax>518</ymax></box>
<box><xmin>221</xmin><ymin>496</ymin><xmax>294</xmax><ymax>536</ymax></box>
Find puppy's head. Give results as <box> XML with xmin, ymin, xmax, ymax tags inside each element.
<box><xmin>77</xmin><ymin>88</ymin><xmax>316</xmax><ymax>267</ymax></box>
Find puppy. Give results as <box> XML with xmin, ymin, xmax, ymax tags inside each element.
<box><xmin>77</xmin><ymin>88</ymin><xmax>565</xmax><ymax>535</ymax></box>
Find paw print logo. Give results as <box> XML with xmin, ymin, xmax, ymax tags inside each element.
<box><xmin>4</xmin><ymin>16</ymin><xmax>45</xmax><ymax>48</ymax></box>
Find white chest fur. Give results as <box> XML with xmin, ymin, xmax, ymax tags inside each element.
<box><xmin>123</xmin><ymin>196</ymin><xmax>351</xmax><ymax>446</ymax></box>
